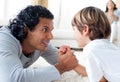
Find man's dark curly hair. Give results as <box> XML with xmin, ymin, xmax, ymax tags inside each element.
<box><xmin>8</xmin><ymin>5</ymin><xmax>54</xmax><ymax>43</ymax></box>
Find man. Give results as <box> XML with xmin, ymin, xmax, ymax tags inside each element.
<box><xmin>0</xmin><ymin>5</ymin><xmax>78</xmax><ymax>82</ymax></box>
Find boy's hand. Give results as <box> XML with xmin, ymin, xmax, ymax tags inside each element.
<box><xmin>55</xmin><ymin>45</ymin><xmax>78</xmax><ymax>74</ymax></box>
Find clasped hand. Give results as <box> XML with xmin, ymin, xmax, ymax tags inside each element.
<box><xmin>55</xmin><ymin>45</ymin><xmax>78</xmax><ymax>74</ymax></box>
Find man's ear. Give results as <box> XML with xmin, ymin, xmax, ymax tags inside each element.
<box><xmin>82</xmin><ymin>24</ymin><xmax>89</xmax><ymax>36</ymax></box>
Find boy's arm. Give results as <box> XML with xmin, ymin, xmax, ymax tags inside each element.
<box><xmin>74</xmin><ymin>64</ymin><xmax>87</xmax><ymax>76</ymax></box>
<box><xmin>100</xmin><ymin>76</ymin><xmax>108</xmax><ymax>82</ymax></box>
<box><xmin>74</xmin><ymin>65</ymin><xmax>108</xmax><ymax>82</ymax></box>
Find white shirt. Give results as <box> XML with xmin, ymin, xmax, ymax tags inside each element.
<box><xmin>83</xmin><ymin>39</ymin><xmax>120</xmax><ymax>82</ymax></box>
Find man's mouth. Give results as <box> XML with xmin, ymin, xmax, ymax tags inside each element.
<box><xmin>42</xmin><ymin>41</ymin><xmax>49</xmax><ymax>47</ymax></box>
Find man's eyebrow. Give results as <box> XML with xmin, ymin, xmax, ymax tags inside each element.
<box><xmin>42</xmin><ymin>26</ymin><xmax>54</xmax><ymax>31</ymax></box>
<box><xmin>42</xmin><ymin>26</ymin><xmax>48</xmax><ymax>29</ymax></box>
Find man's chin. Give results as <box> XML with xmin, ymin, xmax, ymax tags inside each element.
<box><xmin>38</xmin><ymin>47</ymin><xmax>48</xmax><ymax>51</ymax></box>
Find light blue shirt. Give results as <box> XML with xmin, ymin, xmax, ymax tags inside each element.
<box><xmin>0</xmin><ymin>26</ymin><xmax>60</xmax><ymax>82</ymax></box>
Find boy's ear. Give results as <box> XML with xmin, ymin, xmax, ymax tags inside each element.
<box><xmin>83</xmin><ymin>24</ymin><xmax>89</xmax><ymax>36</ymax></box>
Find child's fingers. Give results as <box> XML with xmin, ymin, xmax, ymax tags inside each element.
<box><xmin>59</xmin><ymin>45</ymin><xmax>71</xmax><ymax>54</ymax></box>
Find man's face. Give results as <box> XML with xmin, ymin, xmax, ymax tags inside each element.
<box><xmin>24</xmin><ymin>18</ymin><xmax>54</xmax><ymax>51</ymax></box>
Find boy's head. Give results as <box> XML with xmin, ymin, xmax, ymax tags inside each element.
<box><xmin>71</xmin><ymin>6</ymin><xmax>111</xmax><ymax>47</ymax></box>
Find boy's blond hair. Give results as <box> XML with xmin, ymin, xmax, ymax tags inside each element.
<box><xmin>72</xmin><ymin>6</ymin><xmax>111</xmax><ymax>40</ymax></box>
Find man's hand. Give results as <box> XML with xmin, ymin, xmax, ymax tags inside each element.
<box><xmin>55</xmin><ymin>45</ymin><xmax>78</xmax><ymax>74</ymax></box>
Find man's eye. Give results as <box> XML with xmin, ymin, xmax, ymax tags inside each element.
<box><xmin>42</xmin><ymin>27</ymin><xmax>48</xmax><ymax>32</ymax></box>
